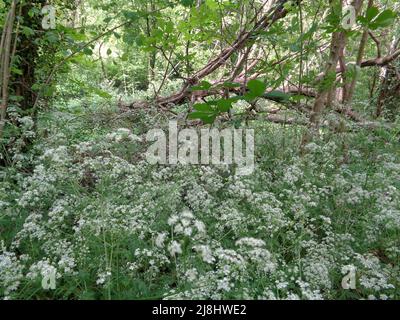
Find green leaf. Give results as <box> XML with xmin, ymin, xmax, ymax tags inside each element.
<box><xmin>107</xmin><ymin>48</ymin><xmax>112</xmax><ymax>56</ymax></box>
<box><xmin>9</xmin><ymin>95</ymin><xmax>24</xmax><ymax>102</ymax></box>
<box><xmin>216</xmin><ymin>99</ymin><xmax>233</xmax><ymax>112</ymax></box>
<box><xmin>123</xmin><ymin>11</ymin><xmax>140</xmax><ymax>21</ymax></box>
<box><xmin>243</xmin><ymin>92</ymin><xmax>257</xmax><ymax>102</ymax></box>
<box><xmin>188</xmin><ymin>112</ymin><xmax>216</xmax><ymax>124</ymax></box>
<box><xmin>190</xmin><ymin>81</ymin><xmax>212</xmax><ymax>91</ymax></box>
<box><xmin>11</xmin><ymin>67</ymin><xmax>23</xmax><ymax>75</ymax></box>
<box><xmin>180</xmin><ymin>0</ymin><xmax>195</xmax><ymax>7</ymax></box>
<box><xmin>370</xmin><ymin>9</ymin><xmax>397</xmax><ymax>29</ymax></box>
<box><xmin>83</xmin><ymin>48</ymin><xmax>93</xmax><ymax>55</ymax></box>
<box><xmin>222</xmin><ymin>82</ymin><xmax>242</xmax><ymax>89</ymax></box>
<box><xmin>31</xmin><ymin>83</ymin><xmax>41</xmax><ymax>91</ymax></box>
<box><xmin>366</xmin><ymin>6</ymin><xmax>379</xmax><ymax>22</ymax></box>
<box><xmin>247</xmin><ymin>79</ymin><xmax>267</xmax><ymax>97</ymax></box>
<box><xmin>69</xmin><ymin>31</ymin><xmax>87</xmax><ymax>41</ymax></box>
<box><xmin>193</xmin><ymin>103</ymin><xmax>214</xmax><ymax>112</ymax></box>
<box><xmin>21</xmin><ymin>26</ymin><xmax>35</xmax><ymax>37</ymax></box>
<box><xmin>264</xmin><ymin>91</ymin><xmax>291</xmax><ymax>102</ymax></box>
<box><xmin>205</xmin><ymin>0</ymin><xmax>218</xmax><ymax>10</ymax></box>
<box><xmin>357</xmin><ymin>16</ymin><xmax>369</xmax><ymax>26</ymax></box>
<box><xmin>121</xmin><ymin>53</ymin><xmax>129</xmax><ymax>61</ymax></box>
<box><xmin>28</xmin><ymin>7</ymin><xmax>40</xmax><ymax>18</ymax></box>
<box><xmin>93</xmin><ymin>88</ymin><xmax>112</xmax><ymax>99</ymax></box>
<box><xmin>45</xmin><ymin>31</ymin><xmax>59</xmax><ymax>43</ymax></box>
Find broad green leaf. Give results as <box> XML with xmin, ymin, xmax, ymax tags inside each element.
<box><xmin>11</xmin><ymin>67</ymin><xmax>23</xmax><ymax>75</ymax></box>
<box><xmin>205</xmin><ymin>0</ymin><xmax>218</xmax><ymax>10</ymax></box>
<box><xmin>188</xmin><ymin>112</ymin><xmax>216</xmax><ymax>124</ymax></box>
<box><xmin>121</xmin><ymin>53</ymin><xmax>129</xmax><ymax>61</ymax></box>
<box><xmin>222</xmin><ymin>82</ymin><xmax>242</xmax><ymax>89</ymax></box>
<box><xmin>366</xmin><ymin>6</ymin><xmax>379</xmax><ymax>22</ymax></box>
<box><xmin>93</xmin><ymin>88</ymin><xmax>112</xmax><ymax>99</ymax></box>
<box><xmin>216</xmin><ymin>99</ymin><xmax>233</xmax><ymax>112</ymax></box>
<box><xmin>21</xmin><ymin>27</ymin><xmax>35</xmax><ymax>37</ymax></box>
<box><xmin>247</xmin><ymin>79</ymin><xmax>267</xmax><ymax>97</ymax></box>
<box><xmin>123</xmin><ymin>11</ymin><xmax>140</xmax><ymax>21</ymax></box>
<box><xmin>370</xmin><ymin>9</ymin><xmax>397</xmax><ymax>29</ymax></box>
<box><xmin>31</xmin><ymin>83</ymin><xmax>41</xmax><ymax>91</ymax></box>
<box><xmin>193</xmin><ymin>103</ymin><xmax>214</xmax><ymax>112</ymax></box>
<box><xmin>264</xmin><ymin>91</ymin><xmax>291</xmax><ymax>102</ymax></box>
<box><xmin>243</xmin><ymin>92</ymin><xmax>257</xmax><ymax>102</ymax></box>
<box><xmin>9</xmin><ymin>95</ymin><xmax>24</xmax><ymax>102</ymax></box>
<box><xmin>357</xmin><ymin>16</ymin><xmax>369</xmax><ymax>26</ymax></box>
<box><xmin>190</xmin><ymin>81</ymin><xmax>212</xmax><ymax>91</ymax></box>
<box><xmin>181</xmin><ymin>0</ymin><xmax>195</xmax><ymax>7</ymax></box>
<box><xmin>83</xmin><ymin>48</ymin><xmax>93</xmax><ymax>55</ymax></box>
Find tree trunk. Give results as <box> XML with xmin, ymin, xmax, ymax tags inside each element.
<box><xmin>344</xmin><ymin>0</ymin><xmax>373</xmax><ymax>104</ymax></box>
<box><xmin>12</xmin><ymin>0</ymin><xmax>47</xmax><ymax>111</ymax></box>
<box><xmin>376</xmin><ymin>37</ymin><xmax>400</xmax><ymax>119</ymax></box>
<box><xmin>310</xmin><ymin>0</ymin><xmax>347</xmax><ymax>129</ymax></box>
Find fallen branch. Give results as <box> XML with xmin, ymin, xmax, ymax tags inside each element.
<box><xmin>128</xmin><ymin>0</ymin><xmax>297</xmax><ymax>109</ymax></box>
<box><xmin>360</xmin><ymin>49</ymin><xmax>400</xmax><ymax>67</ymax></box>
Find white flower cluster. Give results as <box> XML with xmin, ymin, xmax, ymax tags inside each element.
<box><xmin>1</xmin><ymin>118</ymin><xmax>399</xmax><ymax>300</ymax></box>
<box><xmin>0</xmin><ymin>247</ymin><xmax>23</xmax><ymax>296</ymax></box>
<box><xmin>168</xmin><ymin>209</ymin><xmax>206</xmax><ymax>238</ymax></box>
<box><xmin>106</xmin><ymin>128</ymin><xmax>140</xmax><ymax>143</ymax></box>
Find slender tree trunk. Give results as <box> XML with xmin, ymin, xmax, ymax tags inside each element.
<box><xmin>0</xmin><ymin>0</ymin><xmax>17</xmax><ymax>139</ymax></box>
<box><xmin>344</xmin><ymin>0</ymin><xmax>374</xmax><ymax>104</ymax></box>
<box><xmin>310</xmin><ymin>0</ymin><xmax>347</xmax><ymax>129</ymax></box>
<box><xmin>376</xmin><ymin>37</ymin><xmax>400</xmax><ymax>118</ymax></box>
<box><xmin>147</xmin><ymin>1</ymin><xmax>157</xmax><ymax>83</ymax></box>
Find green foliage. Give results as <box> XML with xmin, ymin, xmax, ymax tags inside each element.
<box><xmin>1</xmin><ymin>0</ymin><xmax>400</xmax><ymax>301</ymax></box>
<box><xmin>358</xmin><ymin>7</ymin><xmax>397</xmax><ymax>30</ymax></box>
<box><xmin>188</xmin><ymin>80</ymin><xmax>268</xmax><ymax>124</ymax></box>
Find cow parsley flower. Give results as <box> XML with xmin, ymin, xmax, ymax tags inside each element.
<box><xmin>168</xmin><ymin>241</ymin><xmax>182</xmax><ymax>256</ymax></box>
